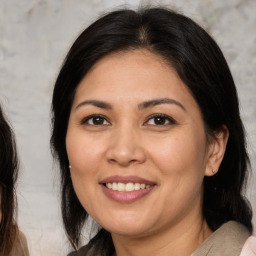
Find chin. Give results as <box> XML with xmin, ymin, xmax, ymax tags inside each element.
<box><xmin>99</xmin><ymin>217</ymin><xmax>154</xmax><ymax>238</ymax></box>
<box><xmin>107</xmin><ymin>226</ymin><xmax>148</xmax><ymax>237</ymax></box>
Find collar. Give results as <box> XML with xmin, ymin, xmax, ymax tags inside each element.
<box><xmin>191</xmin><ymin>221</ymin><xmax>250</xmax><ymax>256</ymax></box>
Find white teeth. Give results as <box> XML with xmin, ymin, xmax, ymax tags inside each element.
<box><xmin>112</xmin><ymin>182</ymin><xmax>118</xmax><ymax>190</ymax></box>
<box><xmin>106</xmin><ymin>182</ymin><xmax>152</xmax><ymax>192</ymax></box>
<box><xmin>126</xmin><ymin>182</ymin><xmax>134</xmax><ymax>191</ymax></box>
<box><xmin>140</xmin><ymin>184</ymin><xmax>146</xmax><ymax>189</ymax></box>
<box><xmin>134</xmin><ymin>183</ymin><xmax>141</xmax><ymax>190</ymax></box>
<box><xmin>117</xmin><ymin>182</ymin><xmax>125</xmax><ymax>191</ymax></box>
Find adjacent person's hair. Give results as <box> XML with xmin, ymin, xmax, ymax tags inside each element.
<box><xmin>0</xmin><ymin>105</ymin><xmax>19</xmax><ymax>254</ymax></box>
<box><xmin>51</xmin><ymin>7</ymin><xmax>253</xmax><ymax>253</ymax></box>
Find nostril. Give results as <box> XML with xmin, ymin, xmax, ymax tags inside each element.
<box><xmin>108</xmin><ymin>158</ymin><xmax>139</xmax><ymax>167</ymax></box>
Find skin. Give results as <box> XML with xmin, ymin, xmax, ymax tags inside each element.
<box><xmin>66</xmin><ymin>49</ymin><xmax>228</xmax><ymax>256</ymax></box>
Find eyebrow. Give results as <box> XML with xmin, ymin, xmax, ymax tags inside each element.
<box><xmin>138</xmin><ymin>98</ymin><xmax>186</xmax><ymax>111</ymax></box>
<box><xmin>75</xmin><ymin>100</ymin><xmax>112</xmax><ymax>110</ymax></box>
<box><xmin>75</xmin><ymin>98</ymin><xmax>186</xmax><ymax>112</ymax></box>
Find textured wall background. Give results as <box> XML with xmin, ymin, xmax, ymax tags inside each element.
<box><xmin>0</xmin><ymin>0</ymin><xmax>255</xmax><ymax>255</ymax></box>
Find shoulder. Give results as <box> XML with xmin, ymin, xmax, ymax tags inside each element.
<box><xmin>240</xmin><ymin>236</ymin><xmax>256</xmax><ymax>256</ymax></box>
<box><xmin>67</xmin><ymin>229</ymin><xmax>114</xmax><ymax>256</ymax></box>
<box><xmin>192</xmin><ymin>221</ymin><xmax>250</xmax><ymax>256</ymax></box>
<box><xmin>67</xmin><ymin>244</ymin><xmax>95</xmax><ymax>256</ymax></box>
<box><xmin>10</xmin><ymin>230</ymin><xmax>29</xmax><ymax>256</ymax></box>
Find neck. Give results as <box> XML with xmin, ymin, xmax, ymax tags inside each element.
<box><xmin>112</xmin><ymin>217</ymin><xmax>212</xmax><ymax>256</ymax></box>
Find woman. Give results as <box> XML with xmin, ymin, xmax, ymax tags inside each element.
<box><xmin>51</xmin><ymin>8</ymin><xmax>255</xmax><ymax>256</ymax></box>
<box><xmin>0</xmin><ymin>105</ymin><xmax>29</xmax><ymax>255</ymax></box>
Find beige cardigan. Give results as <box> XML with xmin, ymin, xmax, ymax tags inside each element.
<box><xmin>192</xmin><ymin>221</ymin><xmax>254</xmax><ymax>256</ymax></box>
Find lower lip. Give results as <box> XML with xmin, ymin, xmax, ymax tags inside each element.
<box><xmin>101</xmin><ymin>185</ymin><xmax>155</xmax><ymax>203</ymax></box>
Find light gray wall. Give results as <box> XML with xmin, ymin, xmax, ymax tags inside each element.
<box><xmin>0</xmin><ymin>0</ymin><xmax>255</xmax><ymax>255</ymax></box>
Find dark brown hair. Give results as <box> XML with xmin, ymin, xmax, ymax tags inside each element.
<box><xmin>0</xmin><ymin>105</ymin><xmax>19</xmax><ymax>254</ymax></box>
<box><xmin>51</xmin><ymin>7</ymin><xmax>253</xmax><ymax>254</ymax></box>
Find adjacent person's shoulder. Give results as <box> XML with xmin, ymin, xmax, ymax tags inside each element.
<box><xmin>240</xmin><ymin>236</ymin><xmax>256</xmax><ymax>256</ymax></box>
<box><xmin>10</xmin><ymin>230</ymin><xmax>29</xmax><ymax>256</ymax></box>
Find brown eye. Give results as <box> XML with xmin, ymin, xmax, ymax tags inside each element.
<box><xmin>153</xmin><ymin>116</ymin><xmax>167</xmax><ymax>125</ymax></box>
<box><xmin>145</xmin><ymin>114</ymin><xmax>176</xmax><ymax>126</ymax></box>
<box><xmin>81</xmin><ymin>115</ymin><xmax>110</xmax><ymax>126</ymax></box>
<box><xmin>91</xmin><ymin>116</ymin><xmax>105</xmax><ymax>125</ymax></box>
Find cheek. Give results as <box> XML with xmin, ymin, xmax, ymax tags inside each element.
<box><xmin>66</xmin><ymin>132</ymin><xmax>103</xmax><ymax>213</ymax></box>
<box><xmin>66</xmin><ymin>131</ymin><xmax>104</xmax><ymax>176</ymax></box>
<box><xmin>148</xmin><ymin>129</ymin><xmax>208</xmax><ymax>209</ymax></box>
<box><xmin>148</xmin><ymin>131</ymin><xmax>207</xmax><ymax>175</ymax></box>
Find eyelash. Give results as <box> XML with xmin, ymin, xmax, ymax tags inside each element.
<box><xmin>81</xmin><ymin>114</ymin><xmax>110</xmax><ymax>126</ymax></box>
<box><xmin>144</xmin><ymin>113</ymin><xmax>176</xmax><ymax>126</ymax></box>
<box><xmin>81</xmin><ymin>113</ymin><xmax>176</xmax><ymax>126</ymax></box>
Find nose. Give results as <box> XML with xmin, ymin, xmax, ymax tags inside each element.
<box><xmin>105</xmin><ymin>125</ymin><xmax>146</xmax><ymax>166</ymax></box>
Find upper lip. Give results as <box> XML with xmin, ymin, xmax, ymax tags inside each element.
<box><xmin>99</xmin><ymin>175</ymin><xmax>156</xmax><ymax>185</ymax></box>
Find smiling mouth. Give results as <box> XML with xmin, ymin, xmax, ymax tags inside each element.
<box><xmin>104</xmin><ymin>182</ymin><xmax>153</xmax><ymax>192</ymax></box>
<box><xmin>100</xmin><ymin>176</ymin><xmax>156</xmax><ymax>203</ymax></box>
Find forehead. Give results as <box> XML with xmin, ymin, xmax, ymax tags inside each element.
<box><xmin>87</xmin><ymin>49</ymin><xmax>173</xmax><ymax>80</ymax></box>
<box><xmin>73</xmin><ymin>49</ymin><xmax>197</xmax><ymax>109</ymax></box>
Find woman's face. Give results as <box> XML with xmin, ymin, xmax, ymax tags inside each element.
<box><xmin>66</xmin><ymin>49</ymin><xmax>218</xmax><ymax>238</ymax></box>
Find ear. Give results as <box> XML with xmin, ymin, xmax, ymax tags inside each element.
<box><xmin>205</xmin><ymin>125</ymin><xmax>229</xmax><ymax>176</ymax></box>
